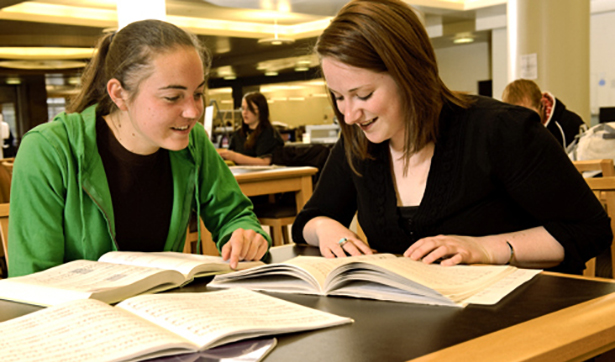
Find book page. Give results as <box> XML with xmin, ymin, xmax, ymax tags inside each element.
<box><xmin>117</xmin><ymin>288</ymin><xmax>353</xmax><ymax>350</ymax></box>
<box><xmin>0</xmin><ymin>260</ymin><xmax>186</xmax><ymax>306</ymax></box>
<box><xmin>459</xmin><ymin>268</ymin><xmax>542</xmax><ymax>305</ymax></box>
<box><xmin>274</xmin><ymin>254</ymin><xmax>397</xmax><ymax>290</ymax></box>
<box><xmin>0</xmin><ymin>299</ymin><xmax>196</xmax><ymax>362</ymax></box>
<box><xmin>99</xmin><ymin>251</ymin><xmax>265</xmax><ymax>279</ymax></box>
<box><xmin>357</xmin><ymin>258</ymin><xmax>517</xmax><ymax>296</ymax></box>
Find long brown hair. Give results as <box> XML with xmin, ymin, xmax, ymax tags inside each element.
<box><xmin>68</xmin><ymin>19</ymin><xmax>210</xmax><ymax>115</ymax></box>
<box><xmin>315</xmin><ymin>0</ymin><xmax>470</xmax><ymax>174</ymax></box>
<box><xmin>240</xmin><ymin>91</ymin><xmax>273</xmax><ymax>150</ymax></box>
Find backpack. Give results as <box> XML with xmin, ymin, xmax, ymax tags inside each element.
<box><xmin>567</xmin><ymin>122</ymin><xmax>615</xmax><ymax>166</ymax></box>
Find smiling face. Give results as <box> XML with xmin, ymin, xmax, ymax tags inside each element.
<box><xmin>322</xmin><ymin>57</ymin><xmax>406</xmax><ymax>149</ymax></box>
<box><xmin>108</xmin><ymin>45</ymin><xmax>205</xmax><ymax>155</ymax></box>
<box><xmin>241</xmin><ymin>98</ymin><xmax>260</xmax><ymax>130</ymax></box>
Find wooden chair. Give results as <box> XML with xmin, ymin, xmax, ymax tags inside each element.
<box><xmin>583</xmin><ymin>176</ymin><xmax>615</xmax><ymax>279</ymax></box>
<box><xmin>256</xmin><ymin>202</ymin><xmax>296</xmax><ymax>246</ymax></box>
<box><xmin>183</xmin><ymin>212</ymin><xmax>219</xmax><ymax>256</ymax></box>
<box><xmin>572</xmin><ymin>159</ymin><xmax>615</xmax><ymax>277</ymax></box>
<box><xmin>0</xmin><ymin>203</ymin><xmax>9</xmax><ymax>278</ymax></box>
<box><xmin>0</xmin><ymin>158</ymin><xmax>12</xmax><ymax>203</ymax></box>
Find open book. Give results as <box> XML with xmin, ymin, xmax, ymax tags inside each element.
<box><xmin>0</xmin><ymin>251</ymin><xmax>264</xmax><ymax>306</ymax></box>
<box><xmin>0</xmin><ymin>288</ymin><xmax>352</xmax><ymax>362</ymax></box>
<box><xmin>209</xmin><ymin>254</ymin><xmax>542</xmax><ymax>307</ymax></box>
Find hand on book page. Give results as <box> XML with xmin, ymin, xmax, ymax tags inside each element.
<box><xmin>209</xmin><ymin>254</ymin><xmax>542</xmax><ymax>307</ymax></box>
<box><xmin>0</xmin><ymin>289</ymin><xmax>352</xmax><ymax>362</ymax></box>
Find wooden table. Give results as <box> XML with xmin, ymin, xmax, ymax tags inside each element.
<box><xmin>2</xmin><ymin>244</ymin><xmax>615</xmax><ymax>361</ymax></box>
<box><xmin>232</xmin><ymin>166</ymin><xmax>318</xmax><ymax>213</ymax></box>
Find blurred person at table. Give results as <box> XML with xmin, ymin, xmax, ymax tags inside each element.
<box><xmin>291</xmin><ymin>0</ymin><xmax>611</xmax><ymax>275</ymax></box>
<box><xmin>8</xmin><ymin>19</ymin><xmax>270</xmax><ymax>277</ymax></box>
<box><xmin>217</xmin><ymin>91</ymin><xmax>284</xmax><ymax>165</ymax></box>
<box><xmin>502</xmin><ymin>79</ymin><xmax>585</xmax><ymax>149</ymax></box>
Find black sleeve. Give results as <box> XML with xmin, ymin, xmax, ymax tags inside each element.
<box><xmin>291</xmin><ymin>138</ymin><xmax>359</xmax><ymax>244</ymax></box>
<box><xmin>487</xmin><ymin>105</ymin><xmax>611</xmax><ymax>272</ymax></box>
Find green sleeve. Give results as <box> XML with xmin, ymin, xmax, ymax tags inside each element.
<box><xmin>8</xmin><ymin>129</ymin><xmax>68</xmax><ymax>277</ymax></box>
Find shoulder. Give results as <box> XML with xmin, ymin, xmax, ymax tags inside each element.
<box><xmin>21</xmin><ymin>106</ymin><xmax>95</xmax><ymax>153</ymax></box>
<box><xmin>446</xmin><ymin>95</ymin><xmax>544</xmax><ymax>138</ymax></box>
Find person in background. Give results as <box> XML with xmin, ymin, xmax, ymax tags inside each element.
<box><xmin>8</xmin><ymin>19</ymin><xmax>270</xmax><ymax>277</ymax></box>
<box><xmin>502</xmin><ymin>79</ymin><xmax>585</xmax><ymax>149</ymax></box>
<box><xmin>217</xmin><ymin>91</ymin><xmax>284</xmax><ymax>165</ymax></box>
<box><xmin>291</xmin><ymin>0</ymin><xmax>611</xmax><ymax>275</ymax></box>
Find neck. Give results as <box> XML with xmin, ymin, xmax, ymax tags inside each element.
<box><xmin>103</xmin><ymin>111</ymin><xmax>159</xmax><ymax>155</ymax></box>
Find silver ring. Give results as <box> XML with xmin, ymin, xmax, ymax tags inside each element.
<box><xmin>338</xmin><ymin>237</ymin><xmax>349</xmax><ymax>247</ymax></box>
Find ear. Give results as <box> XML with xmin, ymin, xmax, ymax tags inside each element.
<box><xmin>107</xmin><ymin>79</ymin><xmax>128</xmax><ymax>111</ymax></box>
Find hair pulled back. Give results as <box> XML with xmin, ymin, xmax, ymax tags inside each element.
<box><xmin>68</xmin><ymin>19</ymin><xmax>210</xmax><ymax>115</ymax></box>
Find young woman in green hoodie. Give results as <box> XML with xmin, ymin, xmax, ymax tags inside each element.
<box><xmin>8</xmin><ymin>19</ymin><xmax>270</xmax><ymax>277</ymax></box>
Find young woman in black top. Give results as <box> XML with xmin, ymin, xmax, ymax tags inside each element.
<box><xmin>218</xmin><ymin>92</ymin><xmax>284</xmax><ymax>165</ymax></box>
<box><xmin>291</xmin><ymin>0</ymin><xmax>611</xmax><ymax>275</ymax></box>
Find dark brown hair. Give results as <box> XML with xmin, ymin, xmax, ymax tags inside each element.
<box><xmin>501</xmin><ymin>79</ymin><xmax>544</xmax><ymax>123</ymax></box>
<box><xmin>68</xmin><ymin>19</ymin><xmax>210</xmax><ymax>115</ymax></box>
<box><xmin>240</xmin><ymin>91</ymin><xmax>273</xmax><ymax>150</ymax></box>
<box><xmin>315</xmin><ymin>0</ymin><xmax>470</xmax><ymax>174</ymax></box>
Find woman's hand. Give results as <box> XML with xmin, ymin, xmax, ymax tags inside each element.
<box><xmin>403</xmin><ymin>234</ymin><xmax>504</xmax><ymax>266</ymax></box>
<box><xmin>304</xmin><ymin>216</ymin><xmax>374</xmax><ymax>258</ymax></box>
<box><xmin>221</xmin><ymin>228</ymin><xmax>269</xmax><ymax>269</ymax></box>
<box><xmin>217</xmin><ymin>149</ymin><xmax>235</xmax><ymax>162</ymax></box>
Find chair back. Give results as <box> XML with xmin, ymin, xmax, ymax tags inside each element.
<box><xmin>573</xmin><ymin>159</ymin><xmax>615</xmax><ymax>278</ymax></box>
<box><xmin>584</xmin><ymin>176</ymin><xmax>615</xmax><ymax>278</ymax></box>
<box><xmin>0</xmin><ymin>158</ymin><xmax>12</xmax><ymax>203</ymax></box>
<box><xmin>0</xmin><ymin>203</ymin><xmax>8</xmax><ymax>277</ymax></box>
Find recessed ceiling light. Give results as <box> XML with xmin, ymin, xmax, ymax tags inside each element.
<box><xmin>265</xmin><ymin>71</ymin><xmax>279</xmax><ymax>76</ymax></box>
<box><xmin>453</xmin><ymin>32</ymin><xmax>475</xmax><ymax>44</ymax></box>
<box><xmin>6</xmin><ymin>78</ymin><xmax>21</xmax><ymax>85</ymax></box>
<box><xmin>258</xmin><ymin>36</ymin><xmax>295</xmax><ymax>46</ymax></box>
<box><xmin>294</xmin><ymin>66</ymin><xmax>309</xmax><ymax>72</ymax></box>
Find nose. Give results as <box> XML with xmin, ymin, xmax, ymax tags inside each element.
<box><xmin>183</xmin><ymin>97</ymin><xmax>203</xmax><ymax>119</ymax></box>
<box><xmin>342</xmin><ymin>100</ymin><xmax>362</xmax><ymax>125</ymax></box>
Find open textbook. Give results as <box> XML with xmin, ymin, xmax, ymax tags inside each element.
<box><xmin>0</xmin><ymin>251</ymin><xmax>264</xmax><ymax>306</ymax></box>
<box><xmin>209</xmin><ymin>254</ymin><xmax>542</xmax><ymax>307</ymax></box>
<box><xmin>0</xmin><ymin>288</ymin><xmax>352</xmax><ymax>362</ymax></box>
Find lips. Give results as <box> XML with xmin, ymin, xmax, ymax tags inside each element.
<box><xmin>172</xmin><ymin>125</ymin><xmax>190</xmax><ymax>131</ymax></box>
<box><xmin>359</xmin><ymin>117</ymin><xmax>378</xmax><ymax>129</ymax></box>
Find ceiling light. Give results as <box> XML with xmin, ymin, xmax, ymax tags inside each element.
<box><xmin>453</xmin><ymin>32</ymin><xmax>475</xmax><ymax>44</ymax></box>
<box><xmin>265</xmin><ymin>71</ymin><xmax>279</xmax><ymax>76</ymax></box>
<box><xmin>294</xmin><ymin>66</ymin><xmax>309</xmax><ymax>72</ymax></box>
<box><xmin>0</xmin><ymin>47</ymin><xmax>95</xmax><ymax>60</ymax></box>
<box><xmin>0</xmin><ymin>60</ymin><xmax>87</xmax><ymax>70</ymax></box>
<box><xmin>223</xmin><ymin>75</ymin><xmax>237</xmax><ymax>80</ymax></box>
<box><xmin>258</xmin><ymin>19</ymin><xmax>295</xmax><ymax>45</ymax></box>
<box><xmin>6</xmin><ymin>78</ymin><xmax>21</xmax><ymax>85</ymax></box>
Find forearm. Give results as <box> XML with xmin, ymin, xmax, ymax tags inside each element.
<box><xmin>227</xmin><ymin>150</ymin><xmax>271</xmax><ymax>166</ymax></box>
<box><xmin>480</xmin><ymin>226</ymin><xmax>565</xmax><ymax>268</ymax></box>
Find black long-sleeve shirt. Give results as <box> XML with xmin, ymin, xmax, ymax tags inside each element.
<box><xmin>292</xmin><ymin>96</ymin><xmax>611</xmax><ymax>274</ymax></box>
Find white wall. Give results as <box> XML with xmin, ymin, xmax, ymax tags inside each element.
<box><xmin>435</xmin><ymin>42</ymin><xmax>491</xmax><ymax>95</ymax></box>
<box><xmin>590</xmin><ymin>9</ymin><xmax>615</xmax><ymax>115</ymax></box>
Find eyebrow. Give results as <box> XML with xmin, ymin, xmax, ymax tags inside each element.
<box><xmin>159</xmin><ymin>80</ymin><xmax>206</xmax><ymax>90</ymax></box>
<box><xmin>328</xmin><ymin>85</ymin><xmax>364</xmax><ymax>95</ymax></box>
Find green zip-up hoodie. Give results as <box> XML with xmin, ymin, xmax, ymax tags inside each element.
<box><xmin>8</xmin><ymin>104</ymin><xmax>270</xmax><ymax>277</ymax></box>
